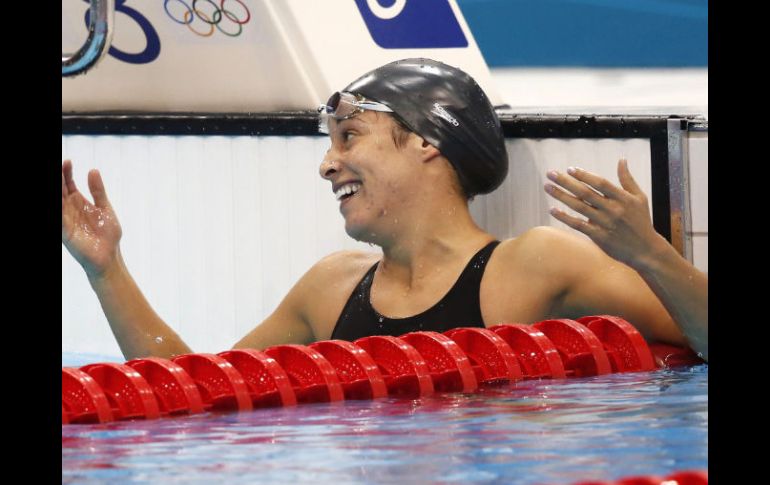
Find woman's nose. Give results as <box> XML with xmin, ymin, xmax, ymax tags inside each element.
<box><xmin>319</xmin><ymin>156</ymin><xmax>339</xmax><ymax>180</ymax></box>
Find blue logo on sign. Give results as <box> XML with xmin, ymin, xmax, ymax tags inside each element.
<box><xmin>355</xmin><ymin>0</ymin><xmax>468</xmax><ymax>49</ymax></box>
<box><xmin>83</xmin><ymin>0</ymin><xmax>160</xmax><ymax>64</ymax></box>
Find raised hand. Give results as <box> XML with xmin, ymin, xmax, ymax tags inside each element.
<box><xmin>62</xmin><ymin>160</ymin><xmax>123</xmax><ymax>278</ymax></box>
<box><xmin>543</xmin><ymin>159</ymin><xmax>668</xmax><ymax>268</ymax></box>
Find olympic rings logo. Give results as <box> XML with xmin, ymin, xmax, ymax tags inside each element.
<box><xmin>163</xmin><ymin>0</ymin><xmax>251</xmax><ymax>37</ymax></box>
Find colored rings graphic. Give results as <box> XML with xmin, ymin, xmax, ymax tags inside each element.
<box><xmin>164</xmin><ymin>0</ymin><xmax>250</xmax><ymax>37</ymax></box>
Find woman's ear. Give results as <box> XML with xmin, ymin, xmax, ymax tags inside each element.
<box><xmin>416</xmin><ymin>136</ymin><xmax>441</xmax><ymax>163</ymax></box>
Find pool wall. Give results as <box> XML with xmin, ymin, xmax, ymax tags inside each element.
<box><xmin>62</xmin><ymin>124</ymin><xmax>707</xmax><ymax>358</ymax></box>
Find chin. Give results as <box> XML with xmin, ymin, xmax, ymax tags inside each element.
<box><xmin>342</xmin><ymin>202</ymin><xmax>388</xmax><ymax>244</ymax></box>
<box><xmin>344</xmin><ymin>220</ymin><xmax>372</xmax><ymax>243</ymax></box>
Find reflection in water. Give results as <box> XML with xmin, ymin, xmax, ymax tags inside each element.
<box><xmin>62</xmin><ymin>366</ymin><xmax>707</xmax><ymax>484</ymax></box>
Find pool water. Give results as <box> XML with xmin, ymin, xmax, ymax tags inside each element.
<box><xmin>62</xmin><ymin>360</ymin><xmax>707</xmax><ymax>484</ymax></box>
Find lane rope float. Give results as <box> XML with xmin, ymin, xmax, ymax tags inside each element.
<box><xmin>62</xmin><ymin>315</ymin><xmax>705</xmax><ymax>425</ymax></box>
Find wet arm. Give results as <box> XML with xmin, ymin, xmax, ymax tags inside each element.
<box><xmin>545</xmin><ymin>161</ymin><xmax>707</xmax><ymax>361</ymax></box>
<box><xmin>554</xmin><ymin>230</ymin><xmax>708</xmax><ymax>361</ymax></box>
<box><xmin>628</xmin><ymin>235</ymin><xmax>707</xmax><ymax>359</ymax></box>
<box><xmin>88</xmin><ymin>248</ymin><xmax>193</xmax><ymax>360</ymax></box>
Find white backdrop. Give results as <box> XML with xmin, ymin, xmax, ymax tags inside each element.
<box><xmin>62</xmin><ymin>134</ymin><xmax>700</xmax><ymax>358</ymax></box>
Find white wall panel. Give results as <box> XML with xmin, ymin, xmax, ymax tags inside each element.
<box><xmin>63</xmin><ymin>134</ymin><xmax>665</xmax><ymax>358</ymax></box>
<box><xmin>175</xmin><ymin>137</ymin><xmax>209</xmax><ymax>351</ymax></box>
<box><xmin>258</xmin><ymin>137</ymin><xmax>291</xmax><ymax>328</ymax></box>
<box><xmin>231</xmin><ymin>138</ymin><xmax>264</xmax><ymax>344</ymax></box>
<box><xmin>471</xmin><ymin>138</ymin><xmax>652</xmax><ymax>240</ymax></box>
<box><xmin>200</xmin><ymin>137</ymin><xmax>238</xmax><ymax>352</ymax></box>
<box><xmin>688</xmin><ymin>132</ymin><xmax>708</xmax><ymax>233</ymax></box>
<box><xmin>286</xmin><ymin>138</ymin><xmax>321</xmax><ymax>287</ymax></box>
<box><xmin>692</xmin><ymin>235</ymin><xmax>708</xmax><ymax>275</ymax></box>
<box><xmin>144</xmin><ymin>137</ymin><xmax>181</xmax><ymax>345</ymax></box>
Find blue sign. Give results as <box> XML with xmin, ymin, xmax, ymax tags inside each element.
<box><xmin>355</xmin><ymin>0</ymin><xmax>468</xmax><ymax>49</ymax></box>
<box><xmin>456</xmin><ymin>0</ymin><xmax>707</xmax><ymax>67</ymax></box>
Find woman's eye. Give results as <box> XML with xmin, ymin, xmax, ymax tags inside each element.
<box><xmin>343</xmin><ymin>131</ymin><xmax>355</xmax><ymax>142</ymax></box>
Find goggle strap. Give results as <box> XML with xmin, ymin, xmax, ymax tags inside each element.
<box><xmin>355</xmin><ymin>101</ymin><xmax>393</xmax><ymax>113</ymax></box>
<box><xmin>316</xmin><ymin>92</ymin><xmax>394</xmax><ymax>133</ymax></box>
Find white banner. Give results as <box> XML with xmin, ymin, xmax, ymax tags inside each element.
<box><xmin>62</xmin><ymin>0</ymin><xmax>501</xmax><ymax>112</ymax></box>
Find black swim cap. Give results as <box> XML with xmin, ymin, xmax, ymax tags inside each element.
<box><xmin>343</xmin><ymin>58</ymin><xmax>508</xmax><ymax>197</ymax></box>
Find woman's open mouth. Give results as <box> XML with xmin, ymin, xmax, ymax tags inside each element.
<box><xmin>335</xmin><ymin>182</ymin><xmax>362</xmax><ymax>203</ymax></box>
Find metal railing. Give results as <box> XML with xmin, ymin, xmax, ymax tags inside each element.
<box><xmin>667</xmin><ymin>118</ymin><xmax>707</xmax><ymax>263</ymax></box>
<box><xmin>62</xmin><ymin>0</ymin><xmax>115</xmax><ymax>77</ymax></box>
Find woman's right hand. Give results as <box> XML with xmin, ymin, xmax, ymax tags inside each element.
<box><xmin>62</xmin><ymin>160</ymin><xmax>123</xmax><ymax>278</ymax></box>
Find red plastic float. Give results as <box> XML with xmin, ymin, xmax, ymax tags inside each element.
<box><xmin>80</xmin><ymin>362</ymin><xmax>161</xmax><ymax>421</ymax></box>
<box><xmin>171</xmin><ymin>353</ymin><xmax>252</xmax><ymax>412</ymax></box>
<box><xmin>488</xmin><ymin>323</ymin><xmax>567</xmax><ymax>379</ymax></box>
<box><xmin>577</xmin><ymin>315</ymin><xmax>656</xmax><ymax>372</ymax></box>
<box><xmin>126</xmin><ymin>357</ymin><xmax>205</xmax><ymax>415</ymax></box>
<box><xmin>217</xmin><ymin>349</ymin><xmax>297</xmax><ymax>407</ymax></box>
<box><xmin>62</xmin><ymin>314</ymin><xmax>705</xmax><ymax>427</ymax></box>
<box><xmin>664</xmin><ymin>470</ymin><xmax>708</xmax><ymax>484</ymax></box>
<box><xmin>576</xmin><ymin>477</ymin><xmax>658</xmax><ymax>485</ymax></box>
<box><xmin>62</xmin><ymin>367</ymin><xmax>114</xmax><ymax>424</ymax></box>
<box><xmin>443</xmin><ymin>327</ymin><xmax>523</xmax><ymax>385</ymax></box>
<box><xmin>308</xmin><ymin>340</ymin><xmax>388</xmax><ymax>400</ymax></box>
<box><xmin>534</xmin><ymin>319</ymin><xmax>612</xmax><ymax>377</ymax></box>
<box><xmin>354</xmin><ymin>335</ymin><xmax>434</xmax><ymax>398</ymax></box>
<box><xmin>399</xmin><ymin>331</ymin><xmax>478</xmax><ymax>393</ymax></box>
<box><xmin>570</xmin><ymin>469</ymin><xmax>707</xmax><ymax>485</ymax></box>
<box><xmin>263</xmin><ymin>345</ymin><xmax>344</xmax><ymax>403</ymax></box>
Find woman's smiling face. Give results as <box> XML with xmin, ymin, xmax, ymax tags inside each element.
<box><xmin>319</xmin><ymin>111</ymin><xmax>423</xmax><ymax>243</ymax></box>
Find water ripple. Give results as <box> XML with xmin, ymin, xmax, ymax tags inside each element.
<box><xmin>63</xmin><ymin>365</ymin><xmax>708</xmax><ymax>484</ymax></box>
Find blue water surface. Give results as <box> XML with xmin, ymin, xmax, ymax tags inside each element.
<box><xmin>62</xmin><ymin>358</ymin><xmax>707</xmax><ymax>485</ymax></box>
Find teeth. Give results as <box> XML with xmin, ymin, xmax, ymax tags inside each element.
<box><xmin>335</xmin><ymin>183</ymin><xmax>361</xmax><ymax>201</ymax></box>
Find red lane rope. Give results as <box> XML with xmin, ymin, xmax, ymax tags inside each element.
<box><xmin>354</xmin><ymin>335</ymin><xmax>435</xmax><ymax>397</ymax></box>
<box><xmin>534</xmin><ymin>319</ymin><xmax>613</xmax><ymax>377</ymax></box>
<box><xmin>571</xmin><ymin>469</ymin><xmax>708</xmax><ymax>485</ymax></box>
<box><xmin>62</xmin><ymin>315</ymin><xmax>705</xmax><ymax>425</ymax></box>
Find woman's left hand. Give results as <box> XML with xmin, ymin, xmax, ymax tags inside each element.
<box><xmin>544</xmin><ymin>159</ymin><xmax>668</xmax><ymax>268</ymax></box>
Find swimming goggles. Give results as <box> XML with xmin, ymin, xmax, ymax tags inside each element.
<box><xmin>317</xmin><ymin>91</ymin><xmax>394</xmax><ymax>134</ymax></box>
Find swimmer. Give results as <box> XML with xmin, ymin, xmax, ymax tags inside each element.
<box><xmin>61</xmin><ymin>58</ymin><xmax>708</xmax><ymax>362</ymax></box>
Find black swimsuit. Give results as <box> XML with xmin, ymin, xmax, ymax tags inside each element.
<box><xmin>330</xmin><ymin>241</ymin><xmax>501</xmax><ymax>341</ymax></box>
